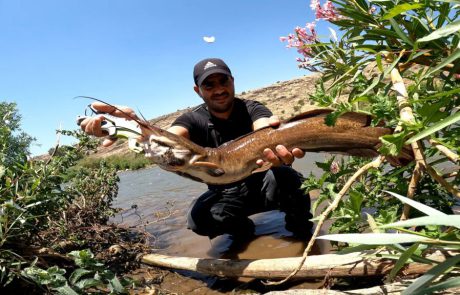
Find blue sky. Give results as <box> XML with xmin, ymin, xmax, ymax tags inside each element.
<box><xmin>1</xmin><ymin>0</ymin><xmax>318</xmax><ymax>156</ymax></box>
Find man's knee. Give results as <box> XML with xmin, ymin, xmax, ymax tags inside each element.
<box><xmin>186</xmin><ymin>191</ymin><xmax>219</xmax><ymax>237</ymax></box>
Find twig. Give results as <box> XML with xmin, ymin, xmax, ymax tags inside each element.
<box><xmin>45</xmin><ymin>124</ymin><xmax>62</xmax><ymax>165</ymax></box>
<box><xmin>391</xmin><ymin>69</ymin><xmax>423</xmax><ymax>220</ymax></box>
<box><xmin>391</xmin><ymin>69</ymin><xmax>415</xmax><ymax>126</ymax></box>
<box><xmin>442</xmin><ymin>171</ymin><xmax>458</xmax><ymax>179</ymax></box>
<box><xmin>265</xmin><ymin>156</ymin><xmax>384</xmax><ymax>285</ymax></box>
<box><xmin>429</xmin><ymin>139</ymin><xmax>459</xmax><ymax>164</ymax></box>
<box><xmin>402</xmin><ymin>142</ymin><xmax>426</xmax><ymax>220</ymax></box>
<box><xmin>424</xmin><ymin>164</ymin><xmax>460</xmax><ymax>198</ymax></box>
<box><xmin>403</xmin><ymin>162</ymin><xmax>422</xmax><ymax>220</ymax></box>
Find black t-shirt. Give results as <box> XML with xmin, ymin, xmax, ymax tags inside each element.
<box><xmin>172</xmin><ymin>98</ymin><xmax>272</xmax><ymax>148</ymax></box>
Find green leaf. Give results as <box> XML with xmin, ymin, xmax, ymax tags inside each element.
<box><xmin>69</xmin><ymin>268</ymin><xmax>93</xmax><ymax>285</ymax></box>
<box><xmin>382</xmin><ymin>3</ymin><xmax>424</xmax><ymax>20</ymax></box>
<box><xmin>54</xmin><ymin>284</ymin><xmax>80</xmax><ymax>295</ymax></box>
<box><xmin>405</xmin><ymin>111</ymin><xmax>460</xmax><ymax>144</ymax></box>
<box><xmin>417</xmin><ymin>20</ymin><xmax>460</xmax><ymax>42</ymax></box>
<box><xmin>376</xmin><ymin>53</ymin><xmax>383</xmax><ymax>72</ymax></box>
<box><xmin>364</xmin><ymin>29</ymin><xmax>401</xmax><ymax>40</ymax></box>
<box><xmin>328</xmin><ymin>62</ymin><xmax>364</xmax><ymax>89</ymax></box>
<box><xmin>417</xmin><ymin>100</ymin><xmax>449</xmax><ymax>124</ymax></box>
<box><xmin>381</xmin><ymin>215</ymin><xmax>460</xmax><ymax>229</ymax></box>
<box><xmin>109</xmin><ymin>275</ymin><xmax>126</xmax><ymax>293</ymax></box>
<box><xmin>379</xmin><ymin>132</ymin><xmax>407</xmax><ymax>156</ymax></box>
<box><xmin>425</xmin><ymin>48</ymin><xmax>460</xmax><ymax>77</ymax></box>
<box><xmin>357</xmin><ymin>76</ymin><xmax>381</xmax><ymax>97</ymax></box>
<box><xmin>421</xmin><ymin>277</ymin><xmax>460</xmax><ymax>295</ymax></box>
<box><xmin>312</xmin><ymin>193</ymin><xmax>329</xmax><ymax>214</ymax></box>
<box><xmin>389</xmin><ymin>18</ymin><xmax>414</xmax><ymax>46</ymax></box>
<box><xmin>349</xmin><ymin>189</ymin><xmax>364</xmax><ymax>214</ymax></box>
<box><xmin>420</xmin><ymin>87</ymin><xmax>460</xmax><ymax>101</ymax></box>
<box><xmin>402</xmin><ymin>254</ymin><xmax>460</xmax><ymax>295</ymax></box>
<box><xmin>73</xmin><ymin>278</ymin><xmax>101</xmax><ymax>289</ymax></box>
<box><xmin>317</xmin><ymin>233</ymin><xmax>431</xmax><ymax>245</ymax></box>
<box><xmin>388</xmin><ymin>243</ymin><xmax>420</xmax><ymax>281</ymax></box>
<box><xmin>383</xmin><ymin>191</ymin><xmax>447</xmax><ymax>217</ymax></box>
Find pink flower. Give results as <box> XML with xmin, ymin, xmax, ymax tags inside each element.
<box><xmin>306</xmin><ymin>21</ymin><xmax>316</xmax><ymax>34</ymax></box>
<box><xmin>315</xmin><ymin>1</ymin><xmax>341</xmax><ymax>21</ymax></box>
<box><xmin>280</xmin><ymin>20</ymin><xmax>319</xmax><ymax>69</ymax></box>
<box><xmin>330</xmin><ymin>161</ymin><xmax>340</xmax><ymax>174</ymax></box>
<box><xmin>310</xmin><ymin>0</ymin><xmax>320</xmax><ymax>10</ymax></box>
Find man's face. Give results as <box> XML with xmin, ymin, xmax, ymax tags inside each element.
<box><xmin>195</xmin><ymin>73</ymin><xmax>235</xmax><ymax>115</ymax></box>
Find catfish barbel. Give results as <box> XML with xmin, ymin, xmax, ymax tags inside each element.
<box><xmin>78</xmin><ymin>107</ymin><xmax>412</xmax><ymax>185</ymax></box>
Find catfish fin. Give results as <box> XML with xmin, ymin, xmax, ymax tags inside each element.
<box><xmin>284</xmin><ymin>109</ymin><xmax>333</xmax><ymax>123</ymax></box>
<box><xmin>251</xmin><ymin>162</ymin><xmax>272</xmax><ymax>174</ymax></box>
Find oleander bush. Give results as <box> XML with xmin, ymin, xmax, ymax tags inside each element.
<box><xmin>283</xmin><ymin>0</ymin><xmax>459</xmax><ymax>292</ymax></box>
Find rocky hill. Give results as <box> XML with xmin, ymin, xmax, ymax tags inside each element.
<box><xmin>92</xmin><ymin>74</ymin><xmax>321</xmax><ymax>158</ymax></box>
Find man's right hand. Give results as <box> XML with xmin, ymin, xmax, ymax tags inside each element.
<box><xmin>79</xmin><ymin>102</ymin><xmax>140</xmax><ymax>147</ymax></box>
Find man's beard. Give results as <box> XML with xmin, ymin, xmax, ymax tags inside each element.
<box><xmin>208</xmin><ymin>93</ymin><xmax>234</xmax><ymax>113</ymax></box>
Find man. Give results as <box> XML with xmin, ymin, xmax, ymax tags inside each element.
<box><xmin>81</xmin><ymin>58</ymin><xmax>313</xmax><ymax>243</ymax></box>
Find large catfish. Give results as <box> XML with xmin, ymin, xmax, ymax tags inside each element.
<box><xmin>140</xmin><ymin>109</ymin><xmax>412</xmax><ymax>184</ymax></box>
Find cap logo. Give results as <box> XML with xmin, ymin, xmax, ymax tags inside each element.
<box><xmin>204</xmin><ymin>61</ymin><xmax>217</xmax><ymax>70</ymax></box>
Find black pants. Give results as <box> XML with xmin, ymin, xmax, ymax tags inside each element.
<box><xmin>187</xmin><ymin>166</ymin><xmax>313</xmax><ymax>239</ymax></box>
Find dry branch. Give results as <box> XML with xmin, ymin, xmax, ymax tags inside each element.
<box><xmin>265</xmin><ymin>156</ymin><xmax>384</xmax><ymax>285</ymax></box>
<box><xmin>430</xmin><ymin>139</ymin><xmax>459</xmax><ymax>164</ymax></box>
<box><xmin>141</xmin><ymin>250</ymin><xmax>448</xmax><ymax>279</ymax></box>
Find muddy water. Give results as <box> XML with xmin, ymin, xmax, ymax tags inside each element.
<box><xmin>112</xmin><ymin>153</ymin><xmax>334</xmax><ymax>259</ymax></box>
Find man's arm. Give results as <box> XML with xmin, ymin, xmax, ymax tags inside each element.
<box><xmin>80</xmin><ymin>102</ymin><xmax>144</xmax><ymax>147</ymax></box>
<box><xmin>167</xmin><ymin>125</ymin><xmax>190</xmax><ymax>138</ymax></box>
<box><xmin>253</xmin><ymin>116</ymin><xmax>305</xmax><ymax>166</ymax></box>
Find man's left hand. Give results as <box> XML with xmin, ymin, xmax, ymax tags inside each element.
<box><xmin>256</xmin><ymin>116</ymin><xmax>305</xmax><ymax>167</ymax></box>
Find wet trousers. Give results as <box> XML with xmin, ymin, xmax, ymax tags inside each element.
<box><xmin>187</xmin><ymin>165</ymin><xmax>313</xmax><ymax>239</ymax></box>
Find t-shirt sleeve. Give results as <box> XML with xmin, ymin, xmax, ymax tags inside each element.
<box><xmin>171</xmin><ymin>113</ymin><xmax>194</xmax><ymax>131</ymax></box>
<box><xmin>246</xmin><ymin>100</ymin><xmax>273</xmax><ymax>122</ymax></box>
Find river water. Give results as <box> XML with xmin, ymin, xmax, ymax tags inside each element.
<box><xmin>112</xmin><ymin>153</ymin><xmax>333</xmax><ymax>259</ymax></box>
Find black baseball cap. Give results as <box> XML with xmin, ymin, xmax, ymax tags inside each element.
<box><xmin>193</xmin><ymin>58</ymin><xmax>232</xmax><ymax>86</ymax></box>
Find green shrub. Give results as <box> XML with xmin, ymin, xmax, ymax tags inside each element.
<box><xmin>0</xmin><ymin>103</ymin><xmax>135</xmax><ymax>292</ymax></box>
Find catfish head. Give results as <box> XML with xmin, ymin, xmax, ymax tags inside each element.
<box><xmin>143</xmin><ymin>131</ymin><xmax>195</xmax><ymax>171</ymax></box>
<box><xmin>142</xmin><ymin>128</ymin><xmax>225</xmax><ymax>183</ymax></box>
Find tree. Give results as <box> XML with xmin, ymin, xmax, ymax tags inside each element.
<box><xmin>0</xmin><ymin>102</ymin><xmax>34</xmax><ymax>166</ymax></box>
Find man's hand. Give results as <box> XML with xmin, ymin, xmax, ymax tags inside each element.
<box><xmin>255</xmin><ymin>116</ymin><xmax>305</xmax><ymax>167</ymax></box>
<box><xmin>79</xmin><ymin>102</ymin><xmax>139</xmax><ymax>147</ymax></box>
